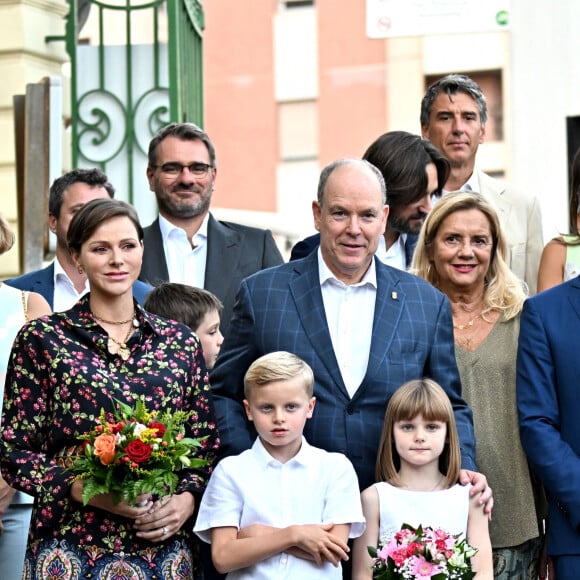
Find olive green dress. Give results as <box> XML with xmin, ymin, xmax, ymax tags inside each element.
<box><xmin>455</xmin><ymin>315</ymin><xmax>540</xmax><ymax>549</ymax></box>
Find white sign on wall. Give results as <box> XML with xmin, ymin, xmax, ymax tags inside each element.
<box><xmin>366</xmin><ymin>0</ymin><xmax>510</xmax><ymax>39</ymax></box>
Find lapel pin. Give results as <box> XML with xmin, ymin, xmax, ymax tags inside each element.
<box><xmin>391</xmin><ymin>291</ymin><xmax>398</xmax><ymax>300</ymax></box>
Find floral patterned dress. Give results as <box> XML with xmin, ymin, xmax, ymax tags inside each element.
<box><xmin>0</xmin><ymin>295</ymin><xmax>219</xmax><ymax>580</ymax></box>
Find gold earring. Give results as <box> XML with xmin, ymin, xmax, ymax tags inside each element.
<box><xmin>78</xmin><ymin>266</ymin><xmax>84</xmax><ymax>274</ymax></box>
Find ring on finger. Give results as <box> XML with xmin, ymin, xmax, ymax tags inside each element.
<box><xmin>162</xmin><ymin>526</ymin><xmax>168</xmax><ymax>536</ymax></box>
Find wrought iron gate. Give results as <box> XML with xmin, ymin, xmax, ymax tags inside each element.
<box><xmin>61</xmin><ymin>0</ymin><xmax>204</xmax><ymax>220</ymax></box>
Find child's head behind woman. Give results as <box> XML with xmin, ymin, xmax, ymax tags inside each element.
<box><xmin>376</xmin><ymin>378</ymin><xmax>461</xmax><ymax>489</ymax></box>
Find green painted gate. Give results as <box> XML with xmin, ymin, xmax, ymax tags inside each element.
<box><xmin>56</xmin><ymin>0</ymin><xmax>204</xmax><ymax>218</ymax></box>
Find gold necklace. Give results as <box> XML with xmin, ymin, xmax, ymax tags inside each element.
<box><xmin>453</xmin><ymin>313</ymin><xmax>482</xmax><ymax>331</ymax></box>
<box><xmin>107</xmin><ymin>324</ymin><xmax>134</xmax><ymax>361</ymax></box>
<box><xmin>93</xmin><ymin>311</ymin><xmax>137</xmax><ymax>326</ymax></box>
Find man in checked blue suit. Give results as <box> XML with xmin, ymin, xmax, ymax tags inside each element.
<box><xmin>211</xmin><ymin>158</ymin><xmax>490</xmax><ymax>501</ymax></box>
<box><xmin>517</xmin><ymin>277</ymin><xmax>580</xmax><ymax>579</ymax></box>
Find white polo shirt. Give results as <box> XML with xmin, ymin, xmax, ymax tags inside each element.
<box><xmin>194</xmin><ymin>437</ymin><xmax>365</xmax><ymax>579</ymax></box>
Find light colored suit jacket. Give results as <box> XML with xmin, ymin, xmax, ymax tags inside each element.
<box><xmin>477</xmin><ymin>170</ymin><xmax>543</xmax><ymax>294</ymax></box>
<box><xmin>210</xmin><ymin>252</ymin><xmax>476</xmax><ymax>489</ymax></box>
<box><xmin>517</xmin><ymin>276</ymin><xmax>580</xmax><ymax>554</ymax></box>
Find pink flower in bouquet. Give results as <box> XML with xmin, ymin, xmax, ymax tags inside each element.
<box><xmin>432</xmin><ymin>527</ymin><xmax>455</xmax><ymax>554</ymax></box>
<box><xmin>410</xmin><ymin>554</ymin><xmax>444</xmax><ymax>579</ymax></box>
<box><xmin>394</xmin><ymin>528</ymin><xmax>415</xmax><ymax>542</ymax></box>
<box><xmin>378</xmin><ymin>543</ymin><xmax>407</xmax><ymax>567</ymax></box>
<box><xmin>368</xmin><ymin>523</ymin><xmax>477</xmax><ymax>579</ymax></box>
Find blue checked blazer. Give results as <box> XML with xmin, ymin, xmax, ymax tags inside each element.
<box><xmin>517</xmin><ymin>276</ymin><xmax>580</xmax><ymax>555</ymax></box>
<box><xmin>210</xmin><ymin>251</ymin><xmax>476</xmax><ymax>489</ymax></box>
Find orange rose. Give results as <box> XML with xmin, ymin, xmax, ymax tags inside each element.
<box><xmin>93</xmin><ymin>433</ymin><xmax>117</xmax><ymax>465</ymax></box>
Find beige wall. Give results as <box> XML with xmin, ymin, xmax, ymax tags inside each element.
<box><xmin>204</xmin><ymin>0</ymin><xmax>278</xmax><ymax>213</ymax></box>
<box><xmin>203</xmin><ymin>2</ymin><xmax>513</xmax><ymax>242</ymax></box>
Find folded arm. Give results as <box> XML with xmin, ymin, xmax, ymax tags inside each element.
<box><xmin>212</xmin><ymin>523</ymin><xmax>350</xmax><ymax>573</ymax></box>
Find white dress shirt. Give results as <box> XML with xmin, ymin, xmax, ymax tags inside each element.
<box><xmin>194</xmin><ymin>437</ymin><xmax>365</xmax><ymax>580</ymax></box>
<box><xmin>53</xmin><ymin>257</ymin><xmax>89</xmax><ymax>312</ymax></box>
<box><xmin>318</xmin><ymin>250</ymin><xmax>376</xmax><ymax>398</ymax></box>
<box><xmin>442</xmin><ymin>170</ymin><xmax>480</xmax><ymax>195</ymax></box>
<box><xmin>158</xmin><ymin>213</ymin><xmax>209</xmax><ymax>287</ymax></box>
<box><xmin>376</xmin><ymin>233</ymin><xmax>407</xmax><ymax>271</ymax></box>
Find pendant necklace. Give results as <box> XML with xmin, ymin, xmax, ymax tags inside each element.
<box><xmin>453</xmin><ymin>313</ymin><xmax>482</xmax><ymax>331</ymax></box>
<box><xmin>107</xmin><ymin>323</ymin><xmax>134</xmax><ymax>361</ymax></box>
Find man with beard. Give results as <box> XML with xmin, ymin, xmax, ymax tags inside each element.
<box><xmin>290</xmin><ymin>131</ymin><xmax>449</xmax><ymax>269</ymax></box>
<box><xmin>140</xmin><ymin>123</ymin><xmax>284</xmax><ymax>337</ymax></box>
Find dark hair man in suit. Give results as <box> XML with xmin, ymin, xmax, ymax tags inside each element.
<box><xmin>517</xmin><ymin>278</ymin><xmax>580</xmax><ymax>579</ymax></box>
<box><xmin>6</xmin><ymin>169</ymin><xmax>151</xmax><ymax>309</ymax></box>
<box><xmin>140</xmin><ymin>123</ymin><xmax>283</xmax><ymax>337</ymax></box>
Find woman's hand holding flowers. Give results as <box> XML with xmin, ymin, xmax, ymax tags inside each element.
<box><xmin>133</xmin><ymin>492</ymin><xmax>196</xmax><ymax>543</ymax></box>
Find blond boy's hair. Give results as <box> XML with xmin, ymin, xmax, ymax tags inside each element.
<box><xmin>244</xmin><ymin>351</ymin><xmax>314</xmax><ymax>399</ymax></box>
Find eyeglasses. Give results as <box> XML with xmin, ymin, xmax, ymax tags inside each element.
<box><xmin>153</xmin><ymin>162</ymin><xmax>214</xmax><ymax>177</ymax></box>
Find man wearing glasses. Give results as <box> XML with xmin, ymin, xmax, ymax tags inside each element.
<box><xmin>141</xmin><ymin>123</ymin><xmax>283</xmax><ymax>337</ymax></box>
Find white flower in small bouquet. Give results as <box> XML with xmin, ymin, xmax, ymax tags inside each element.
<box><xmin>368</xmin><ymin>523</ymin><xmax>477</xmax><ymax>579</ymax></box>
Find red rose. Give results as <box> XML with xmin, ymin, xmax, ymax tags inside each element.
<box><xmin>125</xmin><ymin>440</ymin><xmax>153</xmax><ymax>463</ymax></box>
<box><xmin>149</xmin><ymin>422</ymin><xmax>166</xmax><ymax>437</ymax></box>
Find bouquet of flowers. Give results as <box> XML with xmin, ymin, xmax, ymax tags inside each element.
<box><xmin>368</xmin><ymin>523</ymin><xmax>477</xmax><ymax>579</ymax></box>
<box><xmin>67</xmin><ymin>397</ymin><xmax>208</xmax><ymax>506</ymax></box>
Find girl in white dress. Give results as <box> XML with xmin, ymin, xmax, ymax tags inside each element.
<box><xmin>352</xmin><ymin>378</ymin><xmax>493</xmax><ymax>579</ymax></box>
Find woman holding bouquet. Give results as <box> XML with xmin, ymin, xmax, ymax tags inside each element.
<box><xmin>0</xmin><ymin>199</ymin><xmax>219</xmax><ymax>579</ymax></box>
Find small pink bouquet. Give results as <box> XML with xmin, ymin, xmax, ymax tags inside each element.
<box><xmin>368</xmin><ymin>523</ymin><xmax>477</xmax><ymax>579</ymax></box>
<box><xmin>66</xmin><ymin>397</ymin><xmax>207</xmax><ymax>506</ymax></box>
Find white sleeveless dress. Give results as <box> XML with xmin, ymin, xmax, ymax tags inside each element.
<box><xmin>374</xmin><ymin>481</ymin><xmax>470</xmax><ymax>543</ymax></box>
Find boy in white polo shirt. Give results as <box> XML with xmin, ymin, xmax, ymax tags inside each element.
<box><xmin>194</xmin><ymin>351</ymin><xmax>365</xmax><ymax>578</ymax></box>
